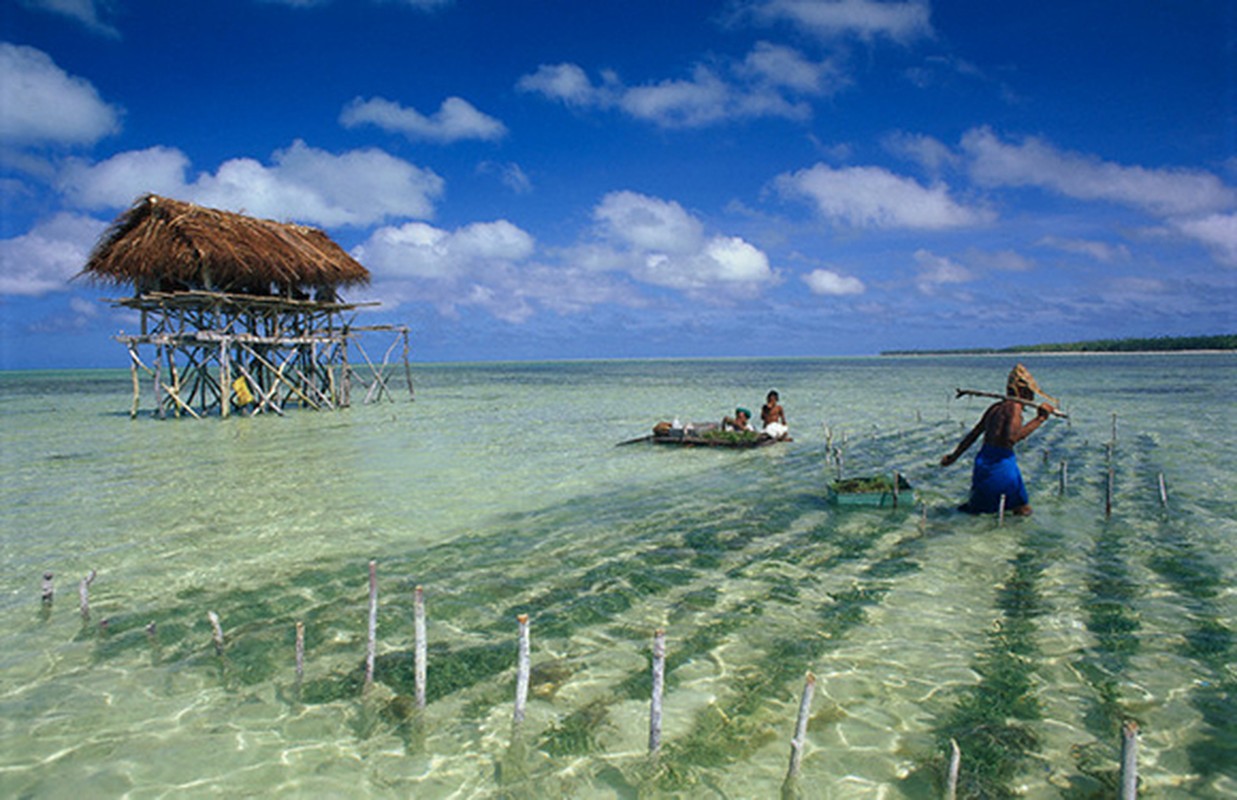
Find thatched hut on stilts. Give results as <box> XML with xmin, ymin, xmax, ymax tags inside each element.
<box><xmin>80</xmin><ymin>194</ymin><xmax>412</xmax><ymax>419</ymax></box>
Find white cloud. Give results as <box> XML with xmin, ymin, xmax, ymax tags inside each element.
<box><xmin>738</xmin><ymin>42</ymin><xmax>838</xmax><ymax>94</ymax></box>
<box><xmin>0</xmin><ymin>43</ymin><xmax>122</xmax><ymax>146</ymax></box>
<box><xmin>1175</xmin><ymin>213</ymin><xmax>1237</xmax><ymax>266</ymax></box>
<box><xmin>962</xmin><ymin>127</ymin><xmax>1236</xmax><ymax>218</ymax></box>
<box><xmin>0</xmin><ymin>212</ymin><xmax>106</xmax><ymax>296</ymax></box>
<box><xmin>594</xmin><ymin>191</ymin><xmax>705</xmax><ymax>253</ymax></box>
<box><xmin>18</xmin><ymin>1</ymin><xmax>119</xmax><ymax>37</ymax></box>
<box><xmin>477</xmin><ymin>161</ymin><xmax>532</xmax><ymax>194</ymax></box>
<box><xmin>59</xmin><ymin>140</ymin><xmax>445</xmax><ymax>227</ymax></box>
<box><xmin>516</xmin><ymin>63</ymin><xmax>606</xmax><ymax>107</ymax></box>
<box><xmin>58</xmin><ymin>146</ymin><xmax>192</xmax><ymax>208</ymax></box>
<box><xmin>620</xmin><ymin>67</ymin><xmax>739</xmax><ymax>128</ymax></box>
<box><xmin>775</xmin><ymin>163</ymin><xmax>992</xmax><ymax>229</ymax></box>
<box><xmin>913</xmin><ymin>249</ymin><xmax>973</xmax><ymax>295</ymax></box>
<box><xmin>518</xmin><ymin>44</ymin><xmax>838</xmax><ymax>128</ymax></box>
<box><xmin>357</xmin><ymin>219</ymin><xmax>534</xmax><ymax>279</ymax></box>
<box><xmin>355</xmin><ymin>219</ymin><xmax>552</xmax><ymax>322</ymax></box>
<box><xmin>804</xmin><ymin>268</ymin><xmax>865</xmax><ymax>295</ymax></box>
<box><xmin>969</xmin><ymin>249</ymin><xmax>1034</xmax><ymax>272</ymax></box>
<box><xmin>1038</xmin><ymin>236</ymin><xmax>1130</xmax><ymax>263</ymax></box>
<box><xmin>590</xmin><ymin>191</ymin><xmax>775</xmax><ymax>292</ymax></box>
<box><xmin>750</xmin><ymin>0</ymin><xmax>933</xmax><ymax>44</ymax></box>
<box><xmin>883</xmin><ymin>131</ymin><xmax>957</xmax><ymax>174</ymax></box>
<box><xmin>340</xmin><ymin>96</ymin><xmax>507</xmax><ymax>143</ymax></box>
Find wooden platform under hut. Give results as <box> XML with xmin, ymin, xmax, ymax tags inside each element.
<box><xmin>80</xmin><ymin>194</ymin><xmax>413</xmax><ymax>418</ymax></box>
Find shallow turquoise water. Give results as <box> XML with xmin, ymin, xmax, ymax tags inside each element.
<box><xmin>1</xmin><ymin>355</ymin><xmax>1234</xmax><ymax>797</ymax></box>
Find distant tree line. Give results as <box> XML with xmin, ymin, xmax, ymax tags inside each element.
<box><xmin>882</xmin><ymin>334</ymin><xmax>1236</xmax><ymax>356</ymax></box>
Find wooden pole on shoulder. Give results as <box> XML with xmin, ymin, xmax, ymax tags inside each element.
<box><xmin>953</xmin><ymin>389</ymin><xmax>1069</xmax><ymax>418</ymax></box>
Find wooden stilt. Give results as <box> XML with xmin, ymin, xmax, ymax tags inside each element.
<box><xmin>1157</xmin><ymin>473</ymin><xmax>1168</xmax><ymax>507</ymax></box>
<box><xmin>153</xmin><ymin>353</ymin><xmax>165</xmax><ymax>420</ymax></box>
<box><xmin>128</xmin><ymin>345</ymin><xmax>142</xmax><ymax>418</ymax></box>
<box><xmin>219</xmin><ymin>337</ymin><xmax>231</xmax><ymax>419</ymax></box>
<box><xmin>402</xmin><ymin>328</ymin><xmax>415</xmax><ymax>400</ymax></box>
<box><xmin>998</xmin><ymin>494</ymin><xmax>1006</xmax><ymax>526</ymax></box>
<box><xmin>1059</xmin><ymin>460</ymin><xmax>1068</xmax><ymax>495</ymax></box>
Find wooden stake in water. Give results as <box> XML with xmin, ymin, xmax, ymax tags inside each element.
<box><xmin>1157</xmin><ymin>472</ymin><xmax>1168</xmax><ymax>508</ymax></box>
<box><xmin>998</xmin><ymin>494</ymin><xmax>1006</xmax><ymax>526</ymax></box>
<box><xmin>514</xmin><ymin>614</ymin><xmax>531</xmax><ymax>725</ymax></box>
<box><xmin>365</xmin><ymin>560</ymin><xmax>378</xmax><ymax>689</ymax></box>
<box><xmin>414</xmin><ymin>585</ymin><xmax>427</xmax><ymax>709</ymax></box>
<box><xmin>41</xmin><ymin>572</ymin><xmax>54</xmax><ymax>605</ymax></box>
<box><xmin>207</xmin><ymin>611</ymin><xmax>224</xmax><ymax>655</ymax></box>
<box><xmin>946</xmin><ymin>738</ymin><xmax>961</xmax><ymax>800</ymax></box>
<box><xmin>1111</xmin><ymin>412</ymin><xmax>1118</xmax><ymax>446</ymax></box>
<box><xmin>784</xmin><ymin>671</ymin><xmax>816</xmax><ymax>783</ymax></box>
<box><xmin>1119</xmin><ymin>720</ymin><xmax>1139</xmax><ymax>799</ymax></box>
<box><xmin>79</xmin><ymin>569</ymin><xmax>96</xmax><ymax>619</ymax></box>
<box><xmin>1059</xmin><ymin>460</ymin><xmax>1068</xmax><ymax>496</ymax></box>
<box><xmin>1106</xmin><ymin>465</ymin><xmax>1115</xmax><ymax>519</ymax></box>
<box><xmin>295</xmin><ymin>621</ymin><xmax>305</xmax><ymax>682</ymax></box>
<box><xmin>649</xmin><ymin>628</ymin><xmax>666</xmax><ymax>756</ymax></box>
<box><xmin>892</xmin><ymin>471</ymin><xmax>900</xmax><ymax>509</ymax></box>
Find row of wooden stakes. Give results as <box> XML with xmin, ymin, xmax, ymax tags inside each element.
<box><xmin>44</xmin><ymin>559</ymin><xmax>1143</xmax><ymax>797</ymax></box>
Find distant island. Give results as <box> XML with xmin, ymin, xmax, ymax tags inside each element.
<box><xmin>882</xmin><ymin>334</ymin><xmax>1236</xmax><ymax>356</ymax></box>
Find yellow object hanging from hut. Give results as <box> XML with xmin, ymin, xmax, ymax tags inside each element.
<box><xmin>232</xmin><ymin>376</ymin><xmax>254</xmax><ymax>405</ymax></box>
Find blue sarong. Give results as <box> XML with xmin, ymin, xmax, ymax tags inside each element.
<box><xmin>963</xmin><ymin>444</ymin><xmax>1028</xmax><ymax>514</ymax></box>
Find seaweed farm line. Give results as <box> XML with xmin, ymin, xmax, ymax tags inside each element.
<box><xmin>1</xmin><ymin>354</ymin><xmax>1235</xmax><ymax>798</ymax></box>
<box><xmin>37</xmin><ymin>559</ymin><xmax>1147</xmax><ymax>798</ymax></box>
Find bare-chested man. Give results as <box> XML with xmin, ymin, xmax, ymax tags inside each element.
<box><xmin>940</xmin><ymin>364</ymin><xmax>1056</xmax><ymax>515</ymax></box>
<box><xmin>761</xmin><ymin>390</ymin><xmax>789</xmax><ymax>439</ymax></box>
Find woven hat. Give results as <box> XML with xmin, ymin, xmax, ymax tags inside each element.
<box><xmin>1007</xmin><ymin>363</ymin><xmax>1057</xmax><ymax>404</ymax></box>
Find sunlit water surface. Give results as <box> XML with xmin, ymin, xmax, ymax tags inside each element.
<box><xmin>1</xmin><ymin>355</ymin><xmax>1234</xmax><ymax>798</ymax></box>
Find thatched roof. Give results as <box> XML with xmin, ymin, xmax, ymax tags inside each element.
<box><xmin>80</xmin><ymin>194</ymin><xmax>370</xmax><ymax>296</ymax></box>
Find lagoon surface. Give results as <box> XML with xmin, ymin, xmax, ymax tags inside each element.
<box><xmin>1</xmin><ymin>355</ymin><xmax>1234</xmax><ymax>798</ymax></box>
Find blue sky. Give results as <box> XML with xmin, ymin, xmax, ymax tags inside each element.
<box><xmin>2</xmin><ymin>0</ymin><xmax>1234</xmax><ymax>368</ymax></box>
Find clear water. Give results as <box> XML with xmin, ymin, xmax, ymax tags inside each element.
<box><xmin>1</xmin><ymin>355</ymin><xmax>1234</xmax><ymax>798</ymax></box>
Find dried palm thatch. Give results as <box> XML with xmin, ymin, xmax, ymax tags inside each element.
<box><xmin>79</xmin><ymin>194</ymin><xmax>370</xmax><ymax>298</ymax></box>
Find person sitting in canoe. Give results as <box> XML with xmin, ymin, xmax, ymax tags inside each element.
<box><xmin>940</xmin><ymin>364</ymin><xmax>1056</xmax><ymax>516</ymax></box>
<box><xmin>722</xmin><ymin>407</ymin><xmax>754</xmax><ymax>432</ymax></box>
<box><xmin>761</xmin><ymin>390</ymin><xmax>789</xmax><ymax>439</ymax></box>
